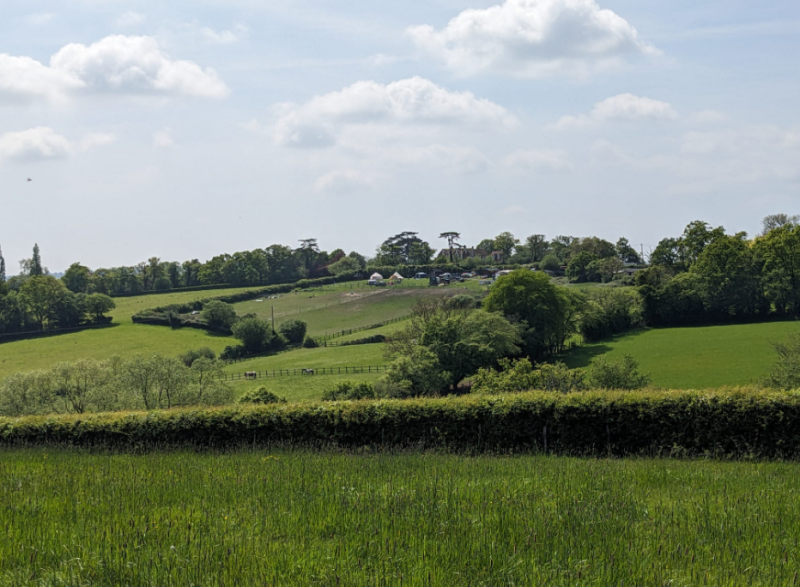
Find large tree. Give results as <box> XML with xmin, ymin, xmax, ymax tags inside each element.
<box><xmin>524</xmin><ymin>234</ymin><xmax>548</xmax><ymax>262</ymax></box>
<box><xmin>19</xmin><ymin>275</ymin><xmax>66</xmax><ymax>330</ymax></box>
<box><xmin>493</xmin><ymin>232</ymin><xmax>519</xmax><ymax>261</ymax></box>
<box><xmin>62</xmin><ymin>262</ymin><xmax>91</xmax><ymax>293</ymax></box>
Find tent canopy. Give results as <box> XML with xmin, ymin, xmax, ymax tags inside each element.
<box><xmin>370</xmin><ymin>272</ymin><xmax>384</xmax><ymax>280</ymax></box>
<box><xmin>390</xmin><ymin>272</ymin><xmax>404</xmax><ymax>280</ymax></box>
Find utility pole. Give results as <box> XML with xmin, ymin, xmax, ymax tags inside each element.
<box><xmin>271</xmin><ymin>306</ymin><xmax>275</xmax><ymax>334</ymax></box>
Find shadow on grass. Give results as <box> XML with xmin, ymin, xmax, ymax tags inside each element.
<box><xmin>0</xmin><ymin>323</ymin><xmax>120</xmax><ymax>344</ymax></box>
<box><xmin>551</xmin><ymin>329</ymin><xmax>651</xmax><ymax>369</ymax></box>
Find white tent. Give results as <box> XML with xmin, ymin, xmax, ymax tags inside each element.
<box><xmin>390</xmin><ymin>272</ymin><xmax>404</xmax><ymax>280</ymax></box>
<box><xmin>370</xmin><ymin>272</ymin><xmax>384</xmax><ymax>280</ymax></box>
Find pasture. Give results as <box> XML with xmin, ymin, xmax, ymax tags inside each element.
<box><xmin>2</xmin><ymin>448</ymin><xmax>798</xmax><ymax>586</ymax></box>
<box><xmin>0</xmin><ymin>287</ymin><xmax>260</xmax><ymax>380</ymax></box>
<box><xmin>560</xmin><ymin>320</ymin><xmax>800</xmax><ymax>389</ymax></box>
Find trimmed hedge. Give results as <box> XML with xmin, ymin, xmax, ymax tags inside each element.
<box><xmin>2</xmin><ymin>389</ymin><xmax>800</xmax><ymax>457</ymax></box>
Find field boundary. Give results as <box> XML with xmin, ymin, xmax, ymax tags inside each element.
<box><xmin>316</xmin><ymin>314</ymin><xmax>410</xmax><ymax>343</ymax></box>
<box><xmin>0</xmin><ymin>322</ymin><xmax>116</xmax><ymax>343</ymax></box>
<box><xmin>223</xmin><ymin>365</ymin><xmax>388</xmax><ymax>380</ymax></box>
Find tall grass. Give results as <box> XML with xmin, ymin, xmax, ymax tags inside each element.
<box><xmin>1</xmin><ymin>448</ymin><xmax>799</xmax><ymax>585</ymax></box>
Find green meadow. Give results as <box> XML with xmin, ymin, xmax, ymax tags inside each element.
<box><xmin>559</xmin><ymin>320</ymin><xmax>800</xmax><ymax>389</ymax></box>
<box><xmin>2</xmin><ymin>448</ymin><xmax>799</xmax><ymax>586</ymax></box>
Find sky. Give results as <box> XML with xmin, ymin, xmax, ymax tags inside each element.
<box><xmin>0</xmin><ymin>0</ymin><xmax>799</xmax><ymax>272</ymax></box>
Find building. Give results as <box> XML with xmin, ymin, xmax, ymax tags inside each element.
<box><xmin>436</xmin><ymin>247</ymin><xmax>490</xmax><ymax>261</ymax></box>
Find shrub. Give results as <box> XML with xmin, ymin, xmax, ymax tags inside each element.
<box><xmin>279</xmin><ymin>319</ymin><xmax>307</xmax><ymax>344</ymax></box>
<box><xmin>762</xmin><ymin>331</ymin><xmax>800</xmax><ymax>390</ymax></box>
<box><xmin>472</xmin><ymin>358</ymin><xmax>587</xmax><ymax>394</ymax></box>
<box><xmin>321</xmin><ymin>381</ymin><xmax>376</xmax><ymax>401</ymax></box>
<box><xmin>580</xmin><ymin>289</ymin><xmax>643</xmax><ymax>342</ymax></box>
<box><xmin>179</xmin><ymin>347</ymin><xmax>216</xmax><ymax>367</ymax></box>
<box><xmin>232</xmin><ymin>317</ymin><xmax>279</xmax><ymax>353</ymax></box>
<box><xmin>302</xmin><ymin>336</ymin><xmax>319</xmax><ymax>348</ymax></box>
<box><xmin>340</xmin><ymin>334</ymin><xmax>385</xmax><ymax>346</ymax></box>
<box><xmin>589</xmin><ymin>354</ymin><xmax>651</xmax><ymax>390</ymax></box>
<box><xmin>237</xmin><ymin>387</ymin><xmax>287</xmax><ymax>405</ymax></box>
<box><xmin>541</xmin><ymin>255</ymin><xmax>561</xmax><ymax>272</ymax></box>
<box><xmin>378</xmin><ymin>347</ymin><xmax>451</xmax><ymax>398</ymax></box>
<box><xmin>202</xmin><ymin>300</ymin><xmax>237</xmax><ymax>332</ymax></box>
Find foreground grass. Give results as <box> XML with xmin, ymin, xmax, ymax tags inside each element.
<box><xmin>1</xmin><ymin>448</ymin><xmax>798</xmax><ymax>586</ymax></box>
<box><xmin>559</xmin><ymin>321</ymin><xmax>800</xmax><ymax>388</ymax></box>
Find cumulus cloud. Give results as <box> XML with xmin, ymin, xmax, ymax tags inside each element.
<box><xmin>407</xmin><ymin>0</ymin><xmax>659</xmax><ymax>77</ymax></box>
<box><xmin>503</xmin><ymin>148</ymin><xmax>572</xmax><ymax>171</ymax></box>
<box><xmin>313</xmin><ymin>170</ymin><xmax>375</xmax><ymax>193</ymax></box>
<box><xmin>153</xmin><ymin>129</ymin><xmax>174</xmax><ymax>148</ymax></box>
<box><xmin>0</xmin><ymin>35</ymin><xmax>228</xmax><ymax>102</ymax></box>
<box><xmin>116</xmin><ymin>12</ymin><xmax>146</xmax><ymax>27</ymax></box>
<box><xmin>272</xmin><ymin>76</ymin><xmax>515</xmax><ymax>148</ymax></box>
<box><xmin>553</xmin><ymin>93</ymin><xmax>678</xmax><ymax>129</ymax></box>
<box><xmin>0</xmin><ymin>127</ymin><xmax>115</xmax><ymax>161</ymax></box>
<box><xmin>200</xmin><ymin>24</ymin><xmax>249</xmax><ymax>44</ymax></box>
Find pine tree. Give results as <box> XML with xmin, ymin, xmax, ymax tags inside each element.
<box><xmin>30</xmin><ymin>243</ymin><xmax>43</xmax><ymax>277</ymax></box>
<box><xmin>0</xmin><ymin>244</ymin><xmax>6</xmax><ymax>283</ymax></box>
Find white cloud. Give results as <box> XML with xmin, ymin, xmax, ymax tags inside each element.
<box><xmin>503</xmin><ymin>148</ymin><xmax>572</xmax><ymax>171</ymax></box>
<box><xmin>0</xmin><ymin>127</ymin><xmax>115</xmax><ymax>161</ymax></box>
<box><xmin>313</xmin><ymin>170</ymin><xmax>374</xmax><ymax>193</ymax></box>
<box><xmin>553</xmin><ymin>93</ymin><xmax>678</xmax><ymax>129</ymax></box>
<box><xmin>0</xmin><ymin>35</ymin><xmax>228</xmax><ymax>102</ymax></box>
<box><xmin>273</xmin><ymin>76</ymin><xmax>515</xmax><ymax>148</ymax></box>
<box><xmin>153</xmin><ymin>129</ymin><xmax>174</xmax><ymax>148</ymax></box>
<box><xmin>200</xmin><ymin>24</ymin><xmax>249</xmax><ymax>44</ymax></box>
<box><xmin>27</xmin><ymin>13</ymin><xmax>55</xmax><ymax>26</ymax></box>
<box><xmin>116</xmin><ymin>12</ymin><xmax>146</xmax><ymax>28</ymax></box>
<box><xmin>407</xmin><ymin>0</ymin><xmax>659</xmax><ymax>77</ymax></box>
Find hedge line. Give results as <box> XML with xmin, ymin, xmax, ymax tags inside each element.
<box><xmin>111</xmin><ymin>283</ymin><xmax>232</xmax><ymax>298</ymax></box>
<box><xmin>131</xmin><ymin>275</ymin><xmax>355</xmax><ymax>326</ymax></box>
<box><xmin>2</xmin><ymin>389</ymin><xmax>800</xmax><ymax>457</ymax></box>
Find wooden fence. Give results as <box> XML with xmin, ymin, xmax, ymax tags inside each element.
<box><xmin>221</xmin><ymin>365</ymin><xmax>389</xmax><ymax>381</ymax></box>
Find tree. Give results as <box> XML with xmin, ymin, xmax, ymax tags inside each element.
<box><xmin>327</xmin><ymin>256</ymin><xmax>361</xmax><ymax>276</ymax></box>
<box><xmin>62</xmin><ymin>263</ymin><xmax>91</xmax><ymax>293</ymax></box>
<box><xmin>51</xmin><ymin>359</ymin><xmax>110</xmax><ymax>414</ymax></box>
<box><xmin>541</xmin><ymin>255</ymin><xmax>561</xmax><ymax>272</ymax></box>
<box><xmin>279</xmin><ymin>319</ymin><xmax>307</xmax><ymax>344</ymax></box>
<box><xmin>19</xmin><ymin>275</ymin><xmax>65</xmax><ymax>329</ymax></box>
<box><xmin>378</xmin><ymin>347</ymin><xmax>452</xmax><ymax>398</ymax></box>
<box><xmin>615</xmin><ymin>238</ymin><xmax>641</xmax><ymax>264</ymax></box>
<box><xmin>201</xmin><ymin>300</ymin><xmax>237</xmax><ymax>332</ymax></box>
<box><xmin>232</xmin><ymin>317</ymin><xmax>277</xmax><ymax>353</ymax></box>
<box><xmin>85</xmin><ymin>293</ymin><xmax>116</xmax><ymax>322</ymax></box>
<box><xmin>754</xmin><ymin>224</ymin><xmax>800</xmax><ymax>316</ymax></box>
<box><xmin>761</xmin><ymin>213</ymin><xmax>799</xmax><ymax>236</ymax></box>
<box><xmin>29</xmin><ymin>244</ymin><xmax>43</xmax><ymax>277</ymax></box>
<box><xmin>569</xmin><ymin>237</ymin><xmax>616</xmax><ymax>260</ymax></box>
<box><xmin>680</xmin><ymin>220</ymin><xmax>725</xmax><ymax>268</ymax></box>
<box><xmin>476</xmin><ymin>238</ymin><xmax>495</xmax><ymax>253</ymax></box>
<box><xmin>596</xmin><ymin>256</ymin><xmax>624</xmax><ymax>283</ymax></box>
<box><xmin>565</xmin><ymin>251</ymin><xmax>599</xmax><ymax>282</ymax></box>
<box><xmin>524</xmin><ymin>234</ymin><xmax>548</xmax><ymax>262</ymax></box>
<box><xmin>763</xmin><ymin>331</ymin><xmax>800</xmax><ymax>390</ymax></box>
<box><xmin>484</xmin><ymin>269</ymin><xmax>579</xmax><ymax>358</ymax></box>
<box><xmin>438</xmin><ymin>232</ymin><xmax>461</xmax><ymax>261</ymax></box>
<box><xmin>377</xmin><ymin>232</ymin><xmax>427</xmax><ymax>265</ymax></box>
<box><xmin>650</xmin><ymin>237</ymin><xmax>682</xmax><ymax>269</ymax></box>
<box><xmin>295</xmin><ymin>239</ymin><xmax>320</xmax><ymax>276</ymax></box>
<box><xmin>493</xmin><ymin>232</ymin><xmax>519</xmax><ymax>261</ymax></box>
<box><xmin>588</xmin><ymin>355</ymin><xmax>651</xmax><ymax>390</ymax></box>
<box><xmin>182</xmin><ymin>259</ymin><xmax>202</xmax><ymax>287</ymax></box>
<box><xmin>0</xmin><ymin>244</ymin><xmax>6</xmax><ymax>284</ymax></box>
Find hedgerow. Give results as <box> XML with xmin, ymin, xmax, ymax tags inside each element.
<box><xmin>3</xmin><ymin>388</ymin><xmax>800</xmax><ymax>457</ymax></box>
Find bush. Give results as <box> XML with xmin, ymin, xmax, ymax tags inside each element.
<box><xmin>179</xmin><ymin>347</ymin><xmax>216</xmax><ymax>367</ymax></box>
<box><xmin>541</xmin><ymin>255</ymin><xmax>561</xmax><ymax>272</ymax></box>
<box><xmin>340</xmin><ymin>334</ymin><xmax>385</xmax><ymax>346</ymax></box>
<box><xmin>6</xmin><ymin>389</ymin><xmax>800</xmax><ymax>458</ymax></box>
<box><xmin>762</xmin><ymin>331</ymin><xmax>800</xmax><ymax>390</ymax></box>
<box><xmin>472</xmin><ymin>358</ymin><xmax>587</xmax><ymax>394</ymax></box>
<box><xmin>302</xmin><ymin>336</ymin><xmax>319</xmax><ymax>348</ymax></box>
<box><xmin>580</xmin><ymin>289</ymin><xmax>643</xmax><ymax>342</ymax></box>
<box><xmin>237</xmin><ymin>387</ymin><xmax>287</xmax><ymax>405</ymax></box>
<box><xmin>202</xmin><ymin>300</ymin><xmax>237</xmax><ymax>332</ymax></box>
<box><xmin>589</xmin><ymin>354</ymin><xmax>651</xmax><ymax>390</ymax></box>
<box><xmin>231</xmin><ymin>317</ymin><xmax>280</xmax><ymax>353</ymax></box>
<box><xmin>378</xmin><ymin>347</ymin><xmax>451</xmax><ymax>398</ymax></box>
<box><xmin>321</xmin><ymin>380</ymin><xmax>376</xmax><ymax>401</ymax></box>
<box><xmin>279</xmin><ymin>319</ymin><xmax>307</xmax><ymax>344</ymax></box>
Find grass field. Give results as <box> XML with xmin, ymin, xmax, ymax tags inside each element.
<box><xmin>236</xmin><ymin>279</ymin><xmax>484</xmax><ymax>338</ymax></box>
<box><xmin>559</xmin><ymin>320</ymin><xmax>800</xmax><ymax>388</ymax></box>
<box><xmin>0</xmin><ymin>287</ymin><xmax>265</xmax><ymax>380</ymax></box>
<box><xmin>2</xmin><ymin>448</ymin><xmax>799</xmax><ymax>586</ymax></box>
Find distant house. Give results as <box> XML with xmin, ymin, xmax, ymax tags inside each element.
<box><xmin>491</xmin><ymin>251</ymin><xmax>504</xmax><ymax>263</ymax></box>
<box><xmin>437</xmin><ymin>247</ymin><xmax>490</xmax><ymax>261</ymax></box>
<box><xmin>616</xmin><ymin>267</ymin><xmax>643</xmax><ymax>277</ymax></box>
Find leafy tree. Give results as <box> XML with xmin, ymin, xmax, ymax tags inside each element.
<box><xmin>182</xmin><ymin>259</ymin><xmax>202</xmax><ymax>287</ymax></box>
<box><xmin>237</xmin><ymin>387</ymin><xmax>287</xmax><ymax>404</ymax></box>
<box><xmin>84</xmin><ymin>293</ymin><xmax>115</xmax><ymax>322</ymax></box>
<box><xmin>279</xmin><ymin>319</ymin><xmax>307</xmax><ymax>344</ymax></box>
<box><xmin>50</xmin><ymin>290</ymin><xmax>86</xmax><ymax>328</ymax></box>
<box><xmin>680</xmin><ymin>220</ymin><xmax>725</xmax><ymax>268</ymax></box>
<box><xmin>549</xmin><ymin>235</ymin><xmax>576</xmax><ymax>262</ymax></box>
<box><xmin>179</xmin><ymin>347</ymin><xmax>216</xmax><ymax>367</ymax></box>
<box><xmin>377</xmin><ymin>232</ymin><xmax>427</xmax><ymax>265</ymax></box>
<box><xmin>472</xmin><ymin>358</ymin><xmax>587</xmax><ymax>394</ymax></box>
<box><xmin>649</xmin><ymin>237</ymin><xmax>682</xmax><ymax>269</ymax></box>
<box><xmin>565</xmin><ymin>251</ymin><xmax>599</xmax><ymax>282</ymax></box>
<box><xmin>295</xmin><ymin>239</ymin><xmax>320</xmax><ymax>276</ymax></box>
<box><xmin>541</xmin><ymin>254</ymin><xmax>561</xmax><ymax>272</ymax></box>
<box><xmin>201</xmin><ymin>300</ymin><xmax>237</xmax><ymax>332</ymax></box>
<box><xmin>19</xmin><ymin>275</ymin><xmax>65</xmax><ymax>329</ymax></box>
<box><xmin>569</xmin><ymin>237</ymin><xmax>616</xmax><ymax>260</ymax></box>
<box><xmin>0</xmin><ymin>244</ymin><xmax>6</xmax><ymax>286</ymax></box>
<box><xmin>321</xmin><ymin>380</ymin><xmax>376</xmax><ymax>401</ymax></box>
<box><xmin>377</xmin><ymin>347</ymin><xmax>452</xmax><ymax>398</ymax></box>
<box><xmin>154</xmin><ymin>276</ymin><xmax>172</xmax><ymax>291</ymax></box>
<box><xmin>476</xmin><ymin>238</ymin><xmax>495</xmax><ymax>253</ymax></box>
<box><xmin>754</xmin><ymin>223</ymin><xmax>800</xmax><ymax>316</ymax></box>
<box><xmin>596</xmin><ymin>256</ymin><xmax>624</xmax><ymax>283</ymax></box>
<box><xmin>484</xmin><ymin>269</ymin><xmax>579</xmax><ymax>358</ymax></box>
<box><xmin>29</xmin><ymin>243</ymin><xmax>44</xmax><ymax>277</ymax></box>
<box><xmin>762</xmin><ymin>331</ymin><xmax>800</xmax><ymax>390</ymax></box>
<box><xmin>51</xmin><ymin>359</ymin><xmax>110</xmax><ymax>414</ymax></box>
<box><xmin>62</xmin><ymin>263</ymin><xmax>91</xmax><ymax>293</ymax></box>
<box><xmin>524</xmin><ymin>234</ymin><xmax>548</xmax><ymax>262</ymax></box>
<box><xmin>493</xmin><ymin>232</ymin><xmax>519</xmax><ymax>261</ymax></box>
<box><xmin>327</xmin><ymin>256</ymin><xmax>362</xmax><ymax>276</ymax></box>
<box><xmin>615</xmin><ymin>238</ymin><xmax>641</xmax><ymax>263</ymax></box>
<box><xmin>232</xmin><ymin>317</ymin><xmax>277</xmax><ymax>353</ymax></box>
<box><xmin>761</xmin><ymin>213</ymin><xmax>798</xmax><ymax>236</ymax></box>
<box><xmin>580</xmin><ymin>288</ymin><xmax>642</xmax><ymax>342</ymax></box>
<box><xmin>347</xmin><ymin>251</ymin><xmax>367</xmax><ymax>269</ymax></box>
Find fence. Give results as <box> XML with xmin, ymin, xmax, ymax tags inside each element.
<box><xmin>221</xmin><ymin>365</ymin><xmax>389</xmax><ymax>381</ymax></box>
<box><xmin>316</xmin><ymin>314</ymin><xmax>411</xmax><ymax>343</ymax></box>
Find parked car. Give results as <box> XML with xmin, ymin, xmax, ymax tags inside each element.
<box><xmin>414</xmin><ymin>272</ymin><xmax>427</xmax><ymax>279</ymax></box>
<box><xmin>461</xmin><ymin>272</ymin><xmax>474</xmax><ymax>278</ymax></box>
<box><xmin>368</xmin><ymin>279</ymin><xmax>377</xmax><ymax>286</ymax></box>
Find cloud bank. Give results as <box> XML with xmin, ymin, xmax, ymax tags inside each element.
<box><xmin>554</xmin><ymin>93</ymin><xmax>678</xmax><ymax>128</ymax></box>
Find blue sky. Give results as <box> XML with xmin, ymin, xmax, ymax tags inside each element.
<box><xmin>1</xmin><ymin>0</ymin><xmax>798</xmax><ymax>271</ymax></box>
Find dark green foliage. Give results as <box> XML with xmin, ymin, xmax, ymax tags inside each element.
<box><xmin>541</xmin><ymin>254</ymin><xmax>561</xmax><ymax>272</ymax></box>
<box><xmin>763</xmin><ymin>331</ymin><xmax>800</xmax><ymax>390</ymax></box>
<box><xmin>580</xmin><ymin>289</ymin><xmax>643</xmax><ymax>341</ymax></box>
<box><xmin>302</xmin><ymin>336</ymin><xmax>319</xmax><ymax>348</ymax></box>
<box><xmin>279</xmin><ymin>319</ymin><xmax>307</xmax><ymax>344</ymax></box>
<box><xmin>321</xmin><ymin>380</ymin><xmax>376</xmax><ymax>401</ymax></box>
<box><xmin>179</xmin><ymin>347</ymin><xmax>216</xmax><ymax>367</ymax></box>
<box><xmin>566</xmin><ymin>251</ymin><xmax>599</xmax><ymax>282</ymax></box>
<box><xmin>5</xmin><ymin>389</ymin><xmax>800</xmax><ymax>458</ymax></box>
<box><xmin>473</xmin><ymin>358</ymin><xmax>587</xmax><ymax>394</ymax></box>
<box><xmin>339</xmin><ymin>334</ymin><xmax>385</xmax><ymax>346</ymax></box>
<box><xmin>84</xmin><ymin>293</ymin><xmax>115</xmax><ymax>322</ymax></box>
<box><xmin>232</xmin><ymin>317</ymin><xmax>279</xmax><ymax>353</ymax></box>
<box><xmin>201</xmin><ymin>300</ymin><xmax>237</xmax><ymax>332</ymax></box>
<box><xmin>237</xmin><ymin>387</ymin><xmax>287</xmax><ymax>404</ymax></box>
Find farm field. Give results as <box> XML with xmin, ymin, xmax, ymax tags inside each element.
<box><xmin>559</xmin><ymin>320</ymin><xmax>800</xmax><ymax>389</ymax></box>
<box><xmin>0</xmin><ymin>287</ymin><xmax>263</xmax><ymax>379</ymax></box>
<box><xmin>2</xmin><ymin>448</ymin><xmax>799</xmax><ymax>586</ymax></box>
<box><xmin>235</xmin><ymin>279</ymin><xmax>484</xmax><ymax>337</ymax></box>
